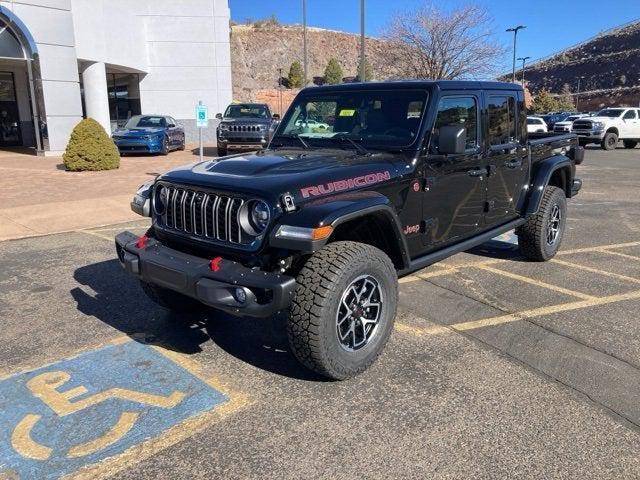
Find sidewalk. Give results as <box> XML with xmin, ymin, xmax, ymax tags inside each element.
<box><xmin>0</xmin><ymin>147</ymin><xmax>215</xmax><ymax>241</ymax></box>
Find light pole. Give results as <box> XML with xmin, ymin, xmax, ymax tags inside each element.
<box><xmin>359</xmin><ymin>0</ymin><xmax>366</xmax><ymax>82</ymax></box>
<box><xmin>576</xmin><ymin>76</ymin><xmax>585</xmax><ymax>111</ymax></box>
<box><xmin>302</xmin><ymin>0</ymin><xmax>308</xmax><ymax>86</ymax></box>
<box><xmin>278</xmin><ymin>68</ymin><xmax>283</xmax><ymax>116</ymax></box>
<box><xmin>517</xmin><ymin>56</ymin><xmax>531</xmax><ymax>84</ymax></box>
<box><xmin>506</xmin><ymin>25</ymin><xmax>526</xmax><ymax>83</ymax></box>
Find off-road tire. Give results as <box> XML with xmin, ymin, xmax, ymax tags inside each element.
<box><xmin>287</xmin><ymin>241</ymin><xmax>398</xmax><ymax>380</ymax></box>
<box><xmin>623</xmin><ymin>140</ymin><xmax>638</xmax><ymax>149</ymax></box>
<box><xmin>140</xmin><ymin>281</ymin><xmax>204</xmax><ymax>313</ymax></box>
<box><xmin>516</xmin><ymin>186</ymin><xmax>567</xmax><ymax>261</ymax></box>
<box><xmin>217</xmin><ymin>146</ymin><xmax>227</xmax><ymax>157</ymax></box>
<box><xmin>601</xmin><ymin>132</ymin><xmax>618</xmax><ymax>150</ymax></box>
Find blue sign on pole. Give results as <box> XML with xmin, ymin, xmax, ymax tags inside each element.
<box><xmin>196</xmin><ymin>104</ymin><xmax>208</xmax><ymax>128</ymax></box>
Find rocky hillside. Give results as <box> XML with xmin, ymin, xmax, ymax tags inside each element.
<box><xmin>230</xmin><ymin>24</ymin><xmax>397</xmax><ymax>103</ymax></box>
<box><xmin>522</xmin><ymin>20</ymin><xmax>640</xmax><ymax>110</ymax></box>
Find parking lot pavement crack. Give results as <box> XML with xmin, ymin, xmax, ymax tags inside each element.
<box><xmin>418</xmin><ymin>278</ymin><xmax>640</xmax><ymax>432</ymax></box>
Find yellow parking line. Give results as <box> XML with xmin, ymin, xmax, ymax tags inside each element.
<box><xmin>599</xmin><ymin>249</ymin><xmax>640</xmax><ymax>262</ymax></box>
<box><xmin>551</xmin><ymin>258</ymin><xmax>640</xmax><ymax>285</ymax></box>
<box><xmin>558</xmin><ymin>240</ymin><xmax>640</xmax><ymax>256</ymax></box>
<box><xmin>76</xmin><ymin>229</ymin><xmax>113</xmax><ymax>242</ymax></box>
<box><xmin>399</xmin><ymin>268</ymin><xmax>458</xmax><ymax>284</ymax></box>
<box><xmin>453</xmin><ymin>290</ymin><xmax>640</xmax><ymax>332</ymax></box>
<box><xmin>395</xmin><ymin>289</ymin><xmax>640</xmax><ymax>337</ymax></box>
<box><xmin>475</xmin><ymin>265</ymin><xmax>596</xmax><ymax>300</ymax></box>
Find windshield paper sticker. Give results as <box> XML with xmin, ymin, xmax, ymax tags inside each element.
<box><xmin>338</xmin><ymin>109</ymin><xmax>356</xmax><ymax>117</ymax></box>
<box><xmin>301</xmin><ymin>171</ymin><xmax>391</xmax><ymax>198</ymax></box>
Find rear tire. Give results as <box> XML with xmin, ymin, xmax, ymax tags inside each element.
<box><xmin>140</xmin><ymin>281</ymin><xmax>205</xmax><ymax>313</ymax></box>
<box><xmin>623</xmin><ymin>140</ymin><xmax>638</xmax><ymax>149</ymax></box>
<box><xmin>517</xmin><ymin>186</ymin><xmax>567</xmax><ymax>262</ymax></box>
<box><xmin>601</xmin><ymin>132</ymin><xmax>618</xmax><ymax>150</ymax></box>
<box><xmin>287</xmin><ymin>241</ymin><xmax>398</xmax><ymax>380</ymax></box>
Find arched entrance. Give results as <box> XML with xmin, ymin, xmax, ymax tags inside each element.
<box><xmin>0</xmin><ymin>7</ymin><xmax>44</xmax><ymax>153</ymax></box>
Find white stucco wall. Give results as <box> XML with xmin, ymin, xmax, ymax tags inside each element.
<box><xmin>0</xmin><ymin>0</ymin><xmax>232</xmax><ymax>151</ymax></box>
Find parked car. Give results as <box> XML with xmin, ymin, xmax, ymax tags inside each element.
<box><xmin>527</xmin><ymin>116</ymin><xmax>548</xmax><ymax>133</ymax></box>
<box><xmin>553</xmin><ymin>114</ymin><xmax>590</xmax><ymax>133</ymax></box>
<box><xmin>112</xmin><ymin>115</ymin><xmax>185</xmax><ymax>155</ymax></box>
<box><xmin>121</xmin><ymin>80</ymin><xmax>583</xmax><ymax>380</ymax></box>
<box><xmin>572</xmin><ymin>107</ymin><xmax>640</xmax><ymax>150</ymax></box>
<box><xmin>542</xmin><ymin>112</ymin><xmax>575</xmax><ymax>131</ymax></box>
<box><xmin>215</xmin><ymin>103</ymin><xmax>280</xmax><ymax>156</ymax></box>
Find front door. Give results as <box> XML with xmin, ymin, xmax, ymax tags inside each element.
<box><xmin>0</xmin><ymin>72</ymin><xmax>22</xmax><ymax>147</ymax></box>
<box><xmin>621</xmin><ymin>109</ymin><xmax>639</xmax><ymax>138</ymax></box>
<box><xmin>484</xmin><ymin>93</ymin><xmax>529</xmax><ymax>226</ymax></box>
<box><xmin>422</xmin><ymin>93</ymin><xmax>486</xmax><ymax>250</ymax></box>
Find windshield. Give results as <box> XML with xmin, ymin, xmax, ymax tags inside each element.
<box><xmin>224</xmin><ymin>104</ymin><xmax>269</xmax><ymax>119</ymax></box>
<box><xmin>565</xmin><ymin>116</ymin><xmax>581</xmax><ymax>122</ymax></box>
<box><xmin>273</xmin><ymin>89</ymin><xmax>429</xmax><ymax>150</ymax></box>
<box><xmin>124</xmin><ymin>116</ymin><xmax>166</xmax><ymax>129</ymax></box>
<box><xmin>596</xmin><ymin>109</ymin><xmax>625</xmax><ymax>118</ymax></box>
<box><xmin>527</xmin><ymin>118</ymin><xmax>541</xmax><ymax>125</ymax></box>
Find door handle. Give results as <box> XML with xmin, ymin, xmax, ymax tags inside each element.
<box><xmin>504</xmin><ymin>160</ymin><xmax>522</xmax><ymax>169</ymax></box>
<box><xmin>467</xmin><ymin>168</ymin><xmax>485</xmax><ymax>177</ymax></box>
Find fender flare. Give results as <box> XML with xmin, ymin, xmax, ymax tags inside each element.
<box><xmin>525</xmin><ymin>155</ymin><xmax>573</xmax><ymax>216</ymax></box>
<box><xmin>269</xmin><ymin>192</ymin><xmax>410</xmax><ymax>269</ymax></box>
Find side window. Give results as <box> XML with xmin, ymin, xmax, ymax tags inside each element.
<box><xmin>623</xmin><ymin>110</ymin><xmax>637</xmax><ymax>120</ymax></box>
<box><xmin>430</xmin><ymin>96</ymin><xmax>478</xmax><ymax>154</ymax></box>
<box><xmin>488</xmin><ymin>96</ymin><xmax>517</xmax><ymax>145</ymax></box>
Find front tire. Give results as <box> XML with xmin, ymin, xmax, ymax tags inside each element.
<box><xmin>287</xmin><ymin>242</ymin><xmax>398</xmax><ymax>380</ymax></box>
<box><xmin>217</xmin><ymin>146</ymin><xmax>227</xmax><ymax>157</ymax></box>
<box><xmin>140</xmin><ymin>281</ymin><xmax>204</xmax><ymax>313</ymax></box>
<box><xmin>623</xmin><ymin>140</ymin><xmax>638</xmax><ymax>149</ymax></box>
<box><xmin>517</xmin><ymin>186</ymin><xmax>567</xmax><ymax>261</ymax></box>
<box><xmin>601</xmin><ymin>132</ymin><xmax>618</xmax><ymax>150</ymax></box>
<box><xmin>160</xmin><ymin>136</ymin><xmax>170</xmax><ymax>156</ymax></box>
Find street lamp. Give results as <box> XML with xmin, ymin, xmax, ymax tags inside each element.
<box><xmin>302</xmin><ymin>0</ymin><xmax>308</xmax><ymax>86</ymax></box>
<box><xmin>576</xmin><ymin>76</ymin><xmax>585</xmax><ymax>111</ymax></box>
<box><xmin>506</xmin><ymin>25</ymin><xmax>526</xmax><ymax>83</ymax></box>
<box><xmin>359</xmin><ymin>0</ymin><xmax>366</xmax><ymax>82</ymax></box>
<box><xmin>517</xmin><ymin>56</ymin><xmax>531</xmax><ymax>84</ymax></box>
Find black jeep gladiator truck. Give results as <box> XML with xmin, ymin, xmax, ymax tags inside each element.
<box><xmin>119</xmin><ymin>81</ymin><xmax>583</xmax><ymax>380</ymax></box>
<box><xmin>215</xmin><ymin>103</ymin><xmax>279</xmax><ymax>156</ymax></box>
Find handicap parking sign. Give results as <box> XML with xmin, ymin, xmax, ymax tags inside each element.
<box><xmin>0</xmin><ymin>340</ymin><xmax>228</xmax><ymax>479</ymax></box>
<box><xmin>196</xmin><ymin>104</ymin><xmax>208</xmax><ymax>128</ymax></box>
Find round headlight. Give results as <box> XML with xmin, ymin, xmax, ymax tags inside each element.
<box><xmin>154</xmin><ymin>185</ymin><xmax>168</xmax><ymax>215</ymax></box>
<box><xmin>239</xmin><ymin>200</ymin><xmax>270</xmax><ymax>236</ymax></box>
<box><xmin>250</xmin><ymin>201</ymin><xmax>270</xmax><ymax>232</ymax></box>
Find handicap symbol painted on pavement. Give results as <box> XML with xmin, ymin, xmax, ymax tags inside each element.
<box><xmin>0</xmin><ymin>340</ymin><xmax>228</xmax><ymax>479</ymax></box>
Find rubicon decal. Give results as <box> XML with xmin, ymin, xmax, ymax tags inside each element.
<box><xmin>301</xmin><ymin>171</ymin><xmax>391</xmax><ymax>198</ymax></box>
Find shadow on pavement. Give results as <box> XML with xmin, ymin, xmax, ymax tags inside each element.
<box><xmin>190</xmin><ymin>146</ymin><xmax>221</xmax><ymax>157</ymax></box>
<box><xmin>71</xmin><ymin>259</ymin><xmax>319</xmax><ymax>381</ymax></box>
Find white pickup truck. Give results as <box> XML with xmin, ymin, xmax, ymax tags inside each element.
<box><xmin>572</xmin><ymin>107</ymin><xmax>640</xmax><ymax>150</ymax></box>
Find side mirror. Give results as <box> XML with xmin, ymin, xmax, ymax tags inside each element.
<box><xmin>167</xmin><ymin>123</ymin><xmax>176</xmax><ymax>128</ymax></box>
<box><xmin>438</xmin><ymin>125</ymin><xmax>467</xmax><ymax>155</ymax></box>
<box><xmin>272</xmin><ymin>114</ymin><xmax>280</xmax><ymax>120</ymax></box>
<box><xmin>215</xmin><ymin>113</ymin><xmax>223</xmax><ymax>120</ymax></box>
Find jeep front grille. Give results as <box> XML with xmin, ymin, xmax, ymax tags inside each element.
<box><xmin>161</xmin><ymin>185</ymin><xmax>246</xmax><ymax>244</ymax></box>
<box><xmin>229</xmin><ymin>125</ymin><xmax>262</xmax><ymax>132</ymax></box>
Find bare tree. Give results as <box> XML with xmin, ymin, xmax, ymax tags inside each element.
<box><xmin>382</xmin><ymin>3</ymin><xmax>505</xmax><ymax>80</ymax></box>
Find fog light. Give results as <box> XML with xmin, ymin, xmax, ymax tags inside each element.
<box><xmin>235</xmin><ymin>287</ymin><xmax>247</xmax><ymax>304</ymax></box>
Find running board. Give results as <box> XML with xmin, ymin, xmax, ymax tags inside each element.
<box><xmin>399</xmin><ymin>218</ymin><xmax>526</xmax><ymax>277</ymax></box>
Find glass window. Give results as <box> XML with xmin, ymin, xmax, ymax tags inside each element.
<box><xmin>0</xmin><ymin>23</ymin><xmax>24</xmax><ymax>59</ymax></box>
<box><xmin>106</xmin><ymin>73</ymin><xmax>141</xmax><ymax>130</ymax></box>
<box><xmin>224</xmin><ymin>104</ymin><xmax>269</xmax><ymax>119</ymax></box>
<box><xmin>124</xmin><ymin>115</ymin><xmax>166</xmax><ymax>129</ymax></box>
<box><xmin>275</xmin><ymin>89</ymin><xmax>429</xmax><ymax>150</ymax></box>
<box><xmin>430</xmin><ymin>96</ymin><xmax>478</xmax><ymax>153</ymax></box>
<box><xmin>488</xmin><ymin>96</ymin><xmax>517</xmax><ymax>145</ymax></box>
<box><xmin>623</xmin><ymin>110</ymin><xmax>637</xmax><ymax>120</ymax></box>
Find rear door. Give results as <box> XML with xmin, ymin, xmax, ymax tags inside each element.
<box><xmin>484</xmin><ymin>91</ymin><xmax>529</xmax><ymax>227</ymax></box>
<box><xmin>421</xmin><ymin>92</ymin><xmax>486</xmax><ymax>250</ymax></box>
<box><xmin>621</xmin><ymin>109</ymin><xmax>639</xmax><ymax>138</ymax></box>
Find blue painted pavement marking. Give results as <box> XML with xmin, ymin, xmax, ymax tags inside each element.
<box><xmin>0</xmin><ymin>341</ymin><xmax>227</xmax><ymax>479</ymax></box>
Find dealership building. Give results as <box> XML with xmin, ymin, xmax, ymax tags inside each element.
<box><xmin>0</xmin><ymin>0</ymin><xmax>232</xmax><ymax>155</ymax></box>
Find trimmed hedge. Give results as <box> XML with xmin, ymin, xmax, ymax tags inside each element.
<box><xmin>63</xmin><ymin>118</ymin><xmax>120</xmax><ymax>171</ymax></box>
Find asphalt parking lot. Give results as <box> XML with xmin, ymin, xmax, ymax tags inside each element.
<box><xmin>1</xmin><ymin>147</ymin><xmax>640</xmax><ymax>479</ymax></box>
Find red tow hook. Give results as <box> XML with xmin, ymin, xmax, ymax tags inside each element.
<box><xmin>210</xmin><ymin>256</ymin><xmax>223</xmax><ymax>272</ymax></box>
<box><xmin>135</xmin><ymin>235</ymin><xmax>149</xmax><ymax>249</ymax></box>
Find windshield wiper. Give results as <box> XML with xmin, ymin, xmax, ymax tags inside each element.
<box><xmin>332</xmin><ymin>136</ymin><xmax>371</xmax><ymax>156</ymax></box>
<box><xmin>270</xmin><ymin>135</ymin><xmax>309</xmax><ymax>150</ymax></box>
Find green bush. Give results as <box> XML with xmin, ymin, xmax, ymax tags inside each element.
<box><xmin>63</xmin><ymin>118</ymin><xmax>120</xmax><ymax>171</ymax></box>
<box><xmin>288</xmin><ymin>61</ymin><xmax>304</xmax><ymax>88</ymax></box>
<box><xmin>324</xmin><ymin>58</ymin><xmax>343</xmax><ymax>85</ymax></box>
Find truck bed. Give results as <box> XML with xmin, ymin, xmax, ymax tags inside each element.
<box><xmin>528</xmin><ymin>132</ymin><xmax>579</xmax><ymax>162</ymax></box>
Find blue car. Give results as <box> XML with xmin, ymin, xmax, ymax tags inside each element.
<box><xmin>112</xmin><ymin>115</ymin><xmax>185</xmax><ymax>155</ymax></box>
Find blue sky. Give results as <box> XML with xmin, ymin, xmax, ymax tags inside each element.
<box><xmin>229</xmin><ymin>0</ymin><xmax>639</xmax><ymax>71</ymax></box>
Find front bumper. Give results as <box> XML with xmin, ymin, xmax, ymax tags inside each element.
<box><xmin>217</xmin><ymin>133</ymin><xmax>268</xmax><ymax>150</ymax></box>
<box><xmin>115</xmin><ymin>231</ymin><xmax>296</xmax><ymax>317</ymax></box>
<box><xmin>573</xmin><ymin>130</ymin><xmax>604</xmax><ymax>140</ymax></box>
<box><xmin>114</xmin><ymin>138</ymin><xmax>163</xmax><ymax>153</ymax></box>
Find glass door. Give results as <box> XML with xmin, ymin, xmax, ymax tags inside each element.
<box><xmin>0</xmin><ymin>71</ymin><xmax>21</xmax><ymax>146</ymax></box>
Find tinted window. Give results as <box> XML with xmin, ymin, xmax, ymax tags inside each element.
<box><xmin>623</xmin><ymin>110</ymin><xmax>637</xmax><ymax>120</ymax></box>
<box><xmin>124</xmin><ymin>115</ymin><xmax>166</xmax><ymax>128</ymax></box>
<box><xmin>225</xmin><ymin>105</ymin><xmax>269</xmax><ymax>119</ymax></box>
<box><xmin>488</xmin><ymin>96</ymin><xmax>516</xmax><ymax>145</ymax></box>
<box><xmin>527</xmin><ymin>118</ymin><xmax>541</xmax><ymax>125</ymax></box>
<box><xmin>596</xmin><ymin>109</ymin><xmax>625</xmax><ymax>118</ymax></box>
<box><xmin>430</xmin><ymin>96</ymin><xmax>478</xmax><ymax>153</ymax></box>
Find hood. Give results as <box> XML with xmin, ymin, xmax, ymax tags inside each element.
<box><xmin>114</xmin><ymin>127</ymin><xmax>165</xmax><ymax>137</ymax></box>
<box><xmin>581</xmin><ymin>116</ymin><xmax>614</xmax><ymax>123</ymax></box>
<box><xmin>221</xmin><ymin>117</ymin><xmax>271</xmax><ymax>124</ymax></box>
<box><xmin>157</xmin><ymin>149</ymin><xmax>409</xmax><ymax>204</ymax></box>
